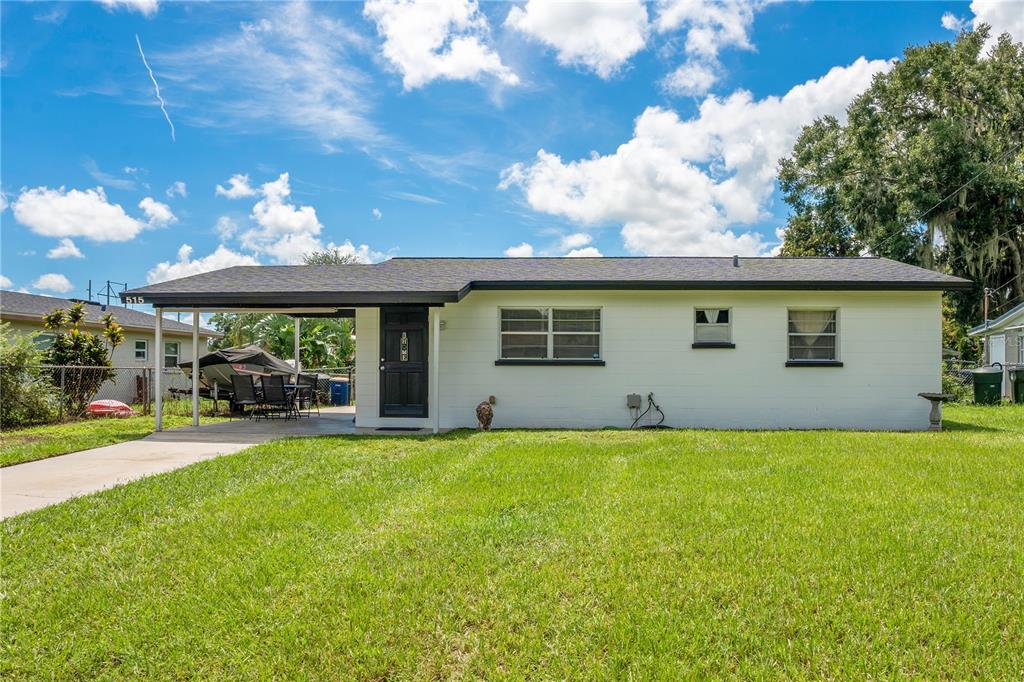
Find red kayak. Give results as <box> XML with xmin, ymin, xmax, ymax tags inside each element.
<box><xmin>87</xmin><ymin>400</ymin><xmax>136</xmax><ymax>418</ymax></box>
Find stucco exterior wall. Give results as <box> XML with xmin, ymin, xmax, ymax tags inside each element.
<box><xmin>356</xmin><ymin>290</ymin><xmax>942</xmax><ymax>431</ymax></box>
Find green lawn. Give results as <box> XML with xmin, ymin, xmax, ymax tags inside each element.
<box><xmin>0</xmin><ymin>400</ymin><xmax>228</xmax><ymax>467</ymax></box>
<box><xmin>2</xmin><ymin>405</ymin><xmax>1023</xmax><ymax>679</ymax></box>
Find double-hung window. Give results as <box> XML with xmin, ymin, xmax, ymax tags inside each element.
<box><xmin>499</xmin><ymin>308</ymin><xmax>601</xmax><ymax>361</ymax></box>
<box><xmin>135</xmin><ymin>340</ymin><xmax>148</xmax><ymax>361</ymax></box>
<box><xmin>787</xmin><ymin>309</ymin><xmax>838</xmax><ymax>363</ymax></box>
<box><xmin>694</xmin><ymin>308</ymin><xmax>732</xmax><ymax>346</ymax></box>
<box><xmin>164</xmin><ymin>341</ymin><xmax>180</xmax><ymax>368</ymax></box>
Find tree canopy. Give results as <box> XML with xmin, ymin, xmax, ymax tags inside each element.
<box><xmin>208</xmin><ymin>249</ymin><xmax>357</xmax><ymax>367</ymax></box>
<box><xmin>778</xmin><ymin>25</ymin><xmax>1024</xmax><ymax>333</ymax></box>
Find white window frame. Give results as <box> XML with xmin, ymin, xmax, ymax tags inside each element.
<box><xmin>786</xmin><ymin>308</ymin><xmax>840</xmax><ymax>362</ymax></box>
<box><xmin>135</xmin><ymin>339</ymin><xmax>149</xmax><ymax>361</ymax></box>
<box><xmin>164</xmin><ymin>341</ymin><xmax>180</xmax><ymax>368</ymax></box>
<box><xmin>693</xmin><ymin>307</ymin><xmax>732</xmax><ymax>344</ymax></box>
<box><xmin>498</xmin><ymin>307</ymin><xmax>602</xmax><ymax>360</ymax></box>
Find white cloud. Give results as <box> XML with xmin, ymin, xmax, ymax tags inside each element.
<box><xmin>32</xmin><ymin>273</ymin><xmax>74</xmax><ymax>293</ymax></box>
<box><xmin>506</xmin><ymin>0</ymin><xmax>649</xmax><ymax>78</ymax></box>
<box><xmin>655</xmin><ymin>0</ymin><xmax>758</xmax><ymax>57</ymax></box>
<box><xmin>364</xmin><ymin>0</ymin><xmax>519</xmax><ymax>90</ymax></box>
<box><xmin>500</xmin><ymin>57</ymin><xmax>892</xmax><ymax>256</ymax></box>
<box><xmin>372</xmin><ymin>207</ymin><xmax>382</xmax><ymax>220</ymax></box>
<box><xmin>12</xmin><ymin>186</ymin><xmax>145</xmax><ymax>242</ymax></box>
<box><xmin>504</xmin><ymin>242</ymin><xmax>535</xmax><ymax>257</ymax></box>
<box><xmin>165</xmin><ymin>180</ymin><xmax>187</xmax><ymax>198</ymax></box>
<box><xmin>558</xmin><ymin>233</ymin><xmax>592</xmax><ymax>251</ymax></box>
<box><xmin>941</xmin><ymin>12</ymin><xmax>967</xmax><ymax>32</ymax></box>
<box><xmin>215</xmin><ymin>216</ymin><xmax>238</xmax><ymax>241</ymax></box>
<box><xmin>654</xmin><ymin>0</ymin><xmax>771</xmax><ymax>97</ymax></box>
<box><xmin>138</xmin><ymin>197</ymin><xmax>177</xmax><ymax>226</ymax></box>
<box><xmin>0</xmin><ymin>192</ymin><xmax>7</xmax><ymax>211</ymax></box>
<box><xmin>229</xmin><ymin>172</ymin><xmax>384</xmax><ymax>265</ymax></box>
<box><xmin>156</xmin><ymin>2</ymin><xmax>380</xmax><ymax>147</ymax></box>
<box><xmin>215</xmin><ymin>174</ymin><xmax>258</xmax><ymax>199</ymax></box>
<box><xmin>147</xmin><ymin>244</ymin><xmax>259</xmax><ymax>284</ymax></box>
<box><xmin>97</xmin><ymin>0</ymin><xmax>157</xmax><ymax>17</ymax></box>
<box><xmin>46</xmin><ymin>238</ymin><xmax>84</xmax><ymax>259</ymax></box>
<box><xmin>962</xmin><ymin>0</ymin><xmax>1024</xmax><ymax>48</ymax></box>
<box><xmin>0</xmin><ymin>275</ymin><xmax>12</xmax><ymax>289</ymax></box>
<box><xmin>662</xmin><ymin>61</ymin><xmax>719</xmax><ymax>96</ymax></box>
<box><xmin>566</xmin><ymin>247</ymin><xmax>603</xmax><ymax>257</ymax></box>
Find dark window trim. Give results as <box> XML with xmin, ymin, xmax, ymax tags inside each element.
<box><xmin>785</xmin><ymin>360</ymin><xmax>844</xmax><ymax>368</ymax></box>
<box><xmin>495</xmin><ymin>359</ymin><xmax>605</xmax><ymax>367</ymax></box>
<box><xmin>691</xmin><ymin>342</ymin><xmax>736</xmax><ymax>349</ymax></box>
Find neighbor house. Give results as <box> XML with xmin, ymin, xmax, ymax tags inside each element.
<box><xmin>121</xmin><ymin>257</ymin><xmax>970</xmax><ymax>431</ymax></box>
<box><xmin>969</xmin><ymin>301</ymin><xmax>1024</xmax><ymax>398</ymax></box>
<box><xmin>0</xmin><ymin>290</ymin><xmax>219</xmax><ymax>369</ymax></box>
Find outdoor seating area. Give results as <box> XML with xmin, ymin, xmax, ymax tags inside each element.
<box><xmin>229</xmin><ymin>373</ymin><xmax>322</xmax><ymax>422</ymax></box>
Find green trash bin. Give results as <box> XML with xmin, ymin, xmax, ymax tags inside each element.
<box><xmin>972</xmin><ymin>365</ymin><xmax>1003</xmax><ymax>405</ymax></box>
<box><xmin>1011</xmin><ymin>367</ymin><xmax>1024</xmax><ymax>404</ymax></box>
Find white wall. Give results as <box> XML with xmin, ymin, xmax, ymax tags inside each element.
<box><xmin>356</xmin><ymin>290</ymin><xmax>942</xmax><ymax>431</ymax></box>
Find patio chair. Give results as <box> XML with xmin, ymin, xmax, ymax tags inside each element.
<box><xmin>230</xmin><ymin>375</ymin><xmax>260</xmax><ymax>420</ymax></box>
<box><xmin>296</xmin><ymin>373</ymin><xmax>320</xmax><ymax>417</ymax></box>
<box><xmin>260</xmin><ymin>374</ymin><xmax>296</xmax><ymax>420</ymax></box>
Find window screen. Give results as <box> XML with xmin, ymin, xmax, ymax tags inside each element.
<box><xmin>499</xmin><ymin>308</ymin><xmax>601</xmax><ymax>360</ymax></box>
<box><xmin>788</xmin><ymin>310</ymin><xmax>837</xmax><ymax>361</ymax></box>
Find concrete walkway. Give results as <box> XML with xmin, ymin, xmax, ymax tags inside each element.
<box><xmin>1</xmin><ymin>407</ymin><xmax>356</xmax><ymax>519</ymax></box>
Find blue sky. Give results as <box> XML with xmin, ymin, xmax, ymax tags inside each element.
<box><xmin>1</xmin><ymin>0</ymin><xmax>1017</xmax><ymax>302</ymax></box>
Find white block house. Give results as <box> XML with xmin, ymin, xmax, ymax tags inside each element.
<box><xmin>122</xmin><ymin>256</ymin><xmax>970</xmax><ymax>431</ymax></box>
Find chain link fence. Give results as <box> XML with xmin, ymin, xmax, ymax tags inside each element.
<box><xmin>942</xmin><ymin>359</ymin><xmax>977</xmax><ymax>402</ymax></box>
<box><xmin>303</xmin><ymin>367</ymin><xmax>355</xmax><ymax>407</ymax></box>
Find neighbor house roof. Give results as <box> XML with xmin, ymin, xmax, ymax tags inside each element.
<box><xmin>968</xmin><ymin>301</ymin><xmax>1024</xmax><ymax>336</ymax></box>
<box><xmin>0</xmin><ymin>290</ymin><xmax>220</xmax><ymax>337</ymax></box>
<box><xmin>121</xmin><ymin>257</ymin><xmax>973</xmax><ymax>309</ymax></box>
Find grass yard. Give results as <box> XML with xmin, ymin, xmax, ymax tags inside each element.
<box><xmin>2</xmin><ymin>404</ymin><xmax>1023</xmax><ymax>679</ymax></box>
<box><xmin>0</xmin><ymin>400</ymin><xmax>228</xmax><ymax>467</ymax></box>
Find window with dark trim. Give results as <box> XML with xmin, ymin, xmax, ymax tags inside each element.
<box><xmin>787</xmin><ymin>309</ymin><xmax>837</xmax><ymax>362</ymax></box>
<box><xmin>499</xmin><ymin>308</ymin><xmax>601</xmax><ymax>360</ymax></box>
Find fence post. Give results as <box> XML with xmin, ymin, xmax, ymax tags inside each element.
<box><xmin>58</xmin><ymin>366</ymin><xmax>66</xmax><ymax>421</ymax></box>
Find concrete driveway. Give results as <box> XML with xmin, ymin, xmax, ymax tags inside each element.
<box><xmin>1</xmin><ymin>407</ymin><xmax>356</xmax><ymax>519</ymax></box>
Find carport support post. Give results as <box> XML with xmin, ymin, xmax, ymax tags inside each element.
<box><xmin>192</xmin><ymin>311</ymin><xmax>200</xmax><ymax>427</ymax></box>
<box><xmin>432</xmin><ymin>308</ymin><xmax>440</xmax><ymax>434</ymax></box>
<box><xmin>293</xmin><ymin>317</ymin><xmax>301</xmax><ymax>383</ymax></box>
<box><xmin>154</xmin><ymin>308</ymin><xmax>163</xmax><ymax>432</ymax></box>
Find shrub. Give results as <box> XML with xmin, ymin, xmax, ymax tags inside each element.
<box><xmin>0</xmin><ymin>324</ymin><xmax>58</xmax><ymax>428</ymax></box>
<box><xmin>40</xmin><ymin>303</ymin><xmax>124</xmax><ymax>418</ymax></box>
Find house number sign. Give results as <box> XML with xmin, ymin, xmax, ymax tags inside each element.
<box><xmin>400</xmin><ymin>331</ymin><xmax>409</xmax><ymax>361</ymax></box>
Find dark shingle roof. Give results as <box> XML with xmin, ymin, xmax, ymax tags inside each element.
<box><xmin>121</xmin><ymin>257</ymin><xmax>972</xmax><ymax>308</ymax></box>
<box><xmin>0</xmin><ymin>290</ymin><xmax>219</xmax><ymax>336</ymax></box>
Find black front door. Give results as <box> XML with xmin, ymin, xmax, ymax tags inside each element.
<box><xmin>379</xmin><ymin>307</ymin><xmax>429</xmax><ymax>418</ymax></box>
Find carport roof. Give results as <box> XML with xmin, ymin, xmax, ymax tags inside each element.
<box><xmin>122</xmin><ymin>256</ymin><xmax>973</xmax><ymax>309</ymax></box>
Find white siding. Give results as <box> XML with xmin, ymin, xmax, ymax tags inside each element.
<box><xmin>356</xmin><ymin>290</ymin><xmax>942</xmax><ymax>431</ymax></box>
